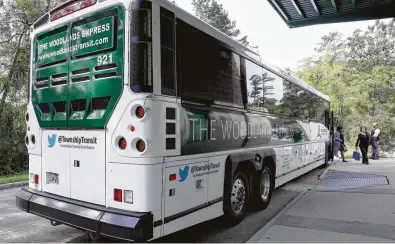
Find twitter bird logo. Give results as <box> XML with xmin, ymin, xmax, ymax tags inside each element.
<box><xmin>48</xmin><ymin>134</ymin><xmax>56</xmax><ymax>148</ymax></box>
<box><xmin>179</xmin><ymin>166</ymin><xmax>189</xmax><ymax>182</ymax></box>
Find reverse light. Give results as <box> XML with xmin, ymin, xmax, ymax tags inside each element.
<box><xmin>114</xmin><ymin>188</ymin><xmax>122</xmax><ymax>202</ymax></box>
<box><xmin>124</xmin><ymin>190</ymin><xmax>133</xmax><ymax>204</ymax></box>
<box><xmin>136</xmin><ymin>139</ymin><xmax>146</xmax><ymax>152</ymax></box>
<box><xmin>135</xmin><ymin>106</ymin><xmax>145</xmax><ymax>119</ymax></box>
<box><xmin>118</xmin><ymin>137</ymin><xmax>127</xmax><ymax>150</ymax></box>
<box><xmin>50</xmin><ymin>0</ymin><xmax>96</xmax><ymax>21</ymax></box>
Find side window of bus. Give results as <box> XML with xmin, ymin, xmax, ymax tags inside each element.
<box><xmin>175</xmin><ymin>20</ymin><xmax>244</xmax><ymax>107</ymax></box>
<box><xmin>160</xmin><ymin>7</ymin><xmax>176</xmax><ymax>96</ymax></box>
<box><xmin>245</xmin><ymin>60</ymin><xmax>264</xmax><ymax>110</ymax></box>
<box><xmin>261</xmin><ymin>68</ymin><xmax>284</xmax><ymax>114</ymax></box>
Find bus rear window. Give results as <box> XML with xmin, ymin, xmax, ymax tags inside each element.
<box><xmin>130</xmin><ymin>0</ymin><xmax>153</xmax><ymax>93</ymax></box>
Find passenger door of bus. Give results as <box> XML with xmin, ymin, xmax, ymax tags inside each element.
<box><xmin>325</xmin><ymin>110</ymin><xmax>334</xmax><ymax>161</ymax></box>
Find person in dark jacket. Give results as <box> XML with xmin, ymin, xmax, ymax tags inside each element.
<box><xmin>355</xmin><ymin>125</ymin><xmax>370</xmax><ymax>164</ymax></box>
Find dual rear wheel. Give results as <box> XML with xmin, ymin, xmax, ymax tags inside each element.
<box><xmin>224</xmin><ymin>165</ymin><xmax>274</xmax><ymax>224</ymax></box>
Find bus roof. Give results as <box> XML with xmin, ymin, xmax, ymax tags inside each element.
<box><xmin>266</xmin><ymin>0</ymin><xmax>395</xmax><ymax>28</ymax></box>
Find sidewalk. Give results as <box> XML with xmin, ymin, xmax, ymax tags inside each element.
<box><xmin>248</xmin><ymin>158</ymin><xmax>395</xmax><ymax>243</ymax></box>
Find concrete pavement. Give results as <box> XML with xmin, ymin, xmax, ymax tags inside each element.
<box><xmin>248</xmin><ymin>158</ymin><xmax>395</xmax><ymax>243</ymax></box>
<box><xmin>0</xmin><ymin>187</ymin><xmax>83</xmax><ymax>242</ymax></box>
<box><xmin>0</xmin><ymin>167</ymin><xmax>326</xmax><ymax>243</ymax></box>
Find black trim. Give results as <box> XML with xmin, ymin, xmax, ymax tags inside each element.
<box><xmin>154</xmin><ymin>220</ymin><xmax>163</xmax><ymax>227</ymax></box>
<box><xmin>163</xmin><ymin>197</ymin><xmax>223</xmax><ymax>224</ymax></box>
<box><xmin>15</xmin><ymin>187</ymin><xmax>153</xmax><ymax>242</ymax></box>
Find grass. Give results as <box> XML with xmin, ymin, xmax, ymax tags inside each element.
<box><xmin>0</xmin><ymin>171</ymin><xmax>29</xmax><ymax>184</ymax></box>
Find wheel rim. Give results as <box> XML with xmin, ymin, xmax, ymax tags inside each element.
<box><xmin>260</xmin><ymin>169</ymin><xmax>271</xmax><ymax>201</ymax></box>
<box><xmin>231</xmin><ymin>177</ymin><xmax>246</xmax><ymax>214</ymax></box>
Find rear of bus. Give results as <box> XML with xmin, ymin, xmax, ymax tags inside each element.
<box><xmin>16</xmin><ymin>0</ymin><xmax>172</xmax><ymax>241</ymax></box>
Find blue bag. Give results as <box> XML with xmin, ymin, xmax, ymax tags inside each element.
<box><xmin>352</xmin><ymin>151</ymin><xmax>360</xmax><ymax>161</ymax></box>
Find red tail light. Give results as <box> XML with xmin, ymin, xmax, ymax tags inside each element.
<box><xmin>50</xmin><ymin>0</ymin><xmax>96</xmax><ymax>21</ymax></box>
<box><xmin>34</xmin><ymin>174</ymin><xmax>39</xmax><ymax>185</ymax></box>
<box><xmin>169</xmin><ymin>174</ymin><xmax>176</xmax><ymax>181</ymax></box>
<box><xmin>114</xmin><ymin>189</ymin><xmax>122</xmax><ymax>202</ymax></box>
<box><xmin>118</xmin><ymin>137</ymin><xmax>127</xmax><ymax>150</ymax></box>
<box><xmin>136</xmin><ymin>106</ymin><xmax>145</xmax><ymax>119</ymax></box>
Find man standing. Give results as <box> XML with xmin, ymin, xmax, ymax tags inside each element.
<box><xmin>371</xmin><ymin>123</ymin><xmax>380</xmax><ymax>160</ymax></box>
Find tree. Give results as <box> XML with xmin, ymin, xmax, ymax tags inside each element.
<box><xmin>296</xmin><ymin>18</ymin><xmax>395</xmax><ymax>152</ymax></box>
<box><xmin>191</xmin><ymin>0</ymin><xmax>258</xmax><ymax>51</ymax></box>
<box><xmin>0</xmin><ymin>0</ymin><xmax>66</xmax><ymax>175</ymax></box>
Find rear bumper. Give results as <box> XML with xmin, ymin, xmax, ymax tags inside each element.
<box><xmin>15</xmin><ymin>187</ymin><xmax>153</xmax><ymax>241</ymax></box>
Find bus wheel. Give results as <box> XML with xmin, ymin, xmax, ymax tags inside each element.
<box><xmin>224</xmin><ymin>170</ymin><xmax>249</xmax><ymax>225</ymax></box>
<box><xmin>252</xmin><ymin>166</ymin><xmax>274</xmax><ymax>210</ymax></box>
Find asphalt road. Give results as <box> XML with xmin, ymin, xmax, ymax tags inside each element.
<box><xmin>0</xmin><ymin>167</ymin><xmax>325</xmax><ymax>243</ymax></box>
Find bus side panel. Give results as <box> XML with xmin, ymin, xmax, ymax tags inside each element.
<box><xmin>207</xmin><ymin>155</ymin><xmax>226</xmax><ymax>219</ymax></box>
<box><xmin>273</xmin><ymin>147</ymin><xmax>284</xmax><ymax>178</ymax></box>
<box><xmin>163</xmin><ymin>157</ymin><xmax>209</xmax><ymax>236</ymax></box>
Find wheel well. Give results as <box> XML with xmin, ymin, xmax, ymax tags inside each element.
<box><xmin>235</xmin><ymin>160</ymin><xmax>255</xmax><ymax>177</ymax></box>
<box><xmin>263</xmin><ymin>156</ymin><xmax>276</xmax><ymax>177</ymax></box>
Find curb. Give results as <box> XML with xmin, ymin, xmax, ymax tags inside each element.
<box><xmin>0</xmin><ymin>181</ymin><xmax>28</xmax><ymax>191</ymax></box>
<box><xmin>246</xmin><ymin>161</ymin><xmax>338</xmax><ymax>243</ymax></box>
<box><xmin>319</xmin><ymin>160</ymin><xmax>338</xmax><ymax>180</ymax></box>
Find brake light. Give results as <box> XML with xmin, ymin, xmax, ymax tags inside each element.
<box><xmin>34</xmin><ymin>174</ymin><xmax>39</xmax><ymax>185</ymax></box>
<box><xmin>50</xmin><ymin>0</ymin><xmax>96</xmax><ymax>21</ymax></box>
<box><xmin>114</xmin><ymin>189</ymin><xmax>122</xmax><ymax>202</ymax></box>
<box><xmin>118</xmin><ymin>137</ymin><xmax>127</xmax><ymax>150</ymax></box>
<box><xmin>135</xmin><ymin>106</ymin><xmax>145</xmax><ymax>119</ymax></box>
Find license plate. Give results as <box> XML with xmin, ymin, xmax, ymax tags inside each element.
<box><xmin>46</xmin><ymin>172</ymin><xmax>59</xmax><ymax>184</ymax></box>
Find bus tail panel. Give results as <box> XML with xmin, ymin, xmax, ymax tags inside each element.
<box><xmin>42</xmin><ymin>129</ymin><xmax>106</xmax><ymax>206</ymax></box>
<box><xmin>31</xmin><ymin>4</ymin><xmax>124</xmax><ymax>129</ymax></box>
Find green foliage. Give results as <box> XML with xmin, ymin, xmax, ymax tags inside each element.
<box><xmin>0</xmin><ymin>171</ymin><xmax>28</xmax><ymax>184</ymax></box>
<box><xmin>0</xmin><ymin>0</ymin><xmax>66</xmax><ymax>176</ymax></box>
<box><xmin>296</xmin><ymin>19</ymin><xmax>395</xmax><ymax>152</ymax></box>
<box><xmin>191</xmin><ymin>0</ymin><xmax>258</xmax><ymax>51</ymax></box>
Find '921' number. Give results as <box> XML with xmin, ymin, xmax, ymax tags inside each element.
<box><xmin>97</xmin><ymin>54</ymin><xmax>113</xmax><ymax>65</ymax></box>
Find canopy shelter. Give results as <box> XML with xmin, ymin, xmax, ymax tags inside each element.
<box><xmin>267</xmin><ymin>0</ymin><xmax>395</xmax><ymax>28</ymax></box>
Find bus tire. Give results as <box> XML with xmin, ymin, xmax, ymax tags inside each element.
<box><xmin>223</xmin><ymin>170</ymin><xmax>249</xmax><ymax>225</ymax></box>
<box><xmin>252</xmin><ymin>165</ymin><xmax>274</xmax><ymax>211</ymax></box>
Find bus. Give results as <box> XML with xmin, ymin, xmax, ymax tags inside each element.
<box><xmin>16</xmin><ymin>0</ymin><xmax>333</xmax><ymax>241</ymax></box>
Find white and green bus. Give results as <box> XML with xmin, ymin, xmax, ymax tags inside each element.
<box><xmin>16</xmin><ymin>0</ymin><xmax>333</xmax><ymax>241</ymax></box>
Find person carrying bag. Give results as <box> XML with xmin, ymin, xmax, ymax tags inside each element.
<box><xmin>355</xmin><ymin>125</ymin><xmax>370</xmax><ymax>165</ymax></box>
